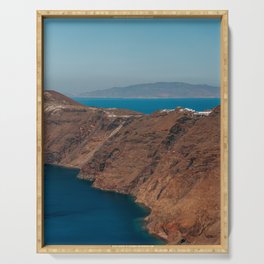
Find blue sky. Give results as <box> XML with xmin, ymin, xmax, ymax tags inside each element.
<box><xmin>44</xmin><ymin>18</ymin><xmax>220</xmax><ymax>95</ymax></box>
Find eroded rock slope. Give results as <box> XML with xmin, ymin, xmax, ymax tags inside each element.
<box><xmin>44</xmin><ymin>90</ymin><xmax>220</xmax><ymax>245</ymax></box>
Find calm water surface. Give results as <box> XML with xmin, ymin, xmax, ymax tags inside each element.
<box><xmin>73</xmin><ymin>97</ymin><xmax>220</xmax><ymax>114</ymax></box>
<box><xmin>44</xmin><ymin>164</ymin><xmax>163</xmax><ymax>245</ymax></box>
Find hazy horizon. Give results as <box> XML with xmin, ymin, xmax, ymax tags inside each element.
<box><xmin>44</xmin><ymin>18</ymin><xmax>221</xmax><ymax>95</ymax></box>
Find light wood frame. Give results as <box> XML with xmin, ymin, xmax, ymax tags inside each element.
<box><xmin>36</xmin><ymin>10</ymin><xmax>228</xmax><ymax>254</ymax></box>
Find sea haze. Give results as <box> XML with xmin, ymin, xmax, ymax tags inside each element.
<box><xmin>44</xmin><ymin>19</ymin><xmax>220</xmax><ymax>94</ymax></box>
<box><xmin>73</xmin><ymin>97</ymin><xmax>220</xmax><ymax>114</ymax></box>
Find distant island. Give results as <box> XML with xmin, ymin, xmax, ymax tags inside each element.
<box><xmin>79</xmin><ymin>82</ymin><xmax>220</xmax><ymax>98</ymax></box>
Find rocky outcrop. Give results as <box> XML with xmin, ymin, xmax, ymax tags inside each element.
<box><xmin>44</xmin><ymin>90</ymin><xmax>220</xmax><ymax>245</ymax></box>
<box><xmin>44</xmin><ymin>90</ymin><xmax>141</xmax><ymax>168</ymax></box>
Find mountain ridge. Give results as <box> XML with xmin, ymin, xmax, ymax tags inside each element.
<box><xmin>80</xmin><ymin>82</ymin><xmax>220</xmax><ymax>98</ymax></box>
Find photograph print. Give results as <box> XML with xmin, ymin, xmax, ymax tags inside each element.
<box><xmin>37</xmin><ymin>10</ymin><xmax>228</xmax><ymax>253</ymax></box>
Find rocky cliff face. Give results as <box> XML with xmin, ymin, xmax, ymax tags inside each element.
<box><xmin>44</xmin><ymin>90</ymin><xmax>141</xmax><ymax>168</ymax></box>
<box><xmin>44</xmin><ymin>90</ymin><xmax>220</xmax><ymax>245</ymax></box>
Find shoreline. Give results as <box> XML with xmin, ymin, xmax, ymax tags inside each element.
<box><xmin>45</xmin><ymin>163</ymin><xmax>80</xmax><ymax>170</ymax></box>
<box><xmin>74</xmin><ymin>96</ymin><xmax>221</xmax><ymax>100</ymax></box>
<box><xmin>45</xmin><ymin>163</ymin><xmax>167</xmax><ymax>244</ymax></box>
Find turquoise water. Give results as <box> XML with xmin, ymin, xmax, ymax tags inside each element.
<box><xmin>73</xmin><ymin>97</ymin><xmax>220</xmax><ymax>114</ymax></box>
<box><xmin>44</xmin><ymin>164</ymin><xmax>163</xmax><ymax>245</ymax></box>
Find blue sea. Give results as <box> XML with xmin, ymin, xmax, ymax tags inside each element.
<box><xmin>73</xmin><ymin>97</ymin><xmax>220</xmax><ymax>114</ymax></box>
<box><xmin>44</xmin><ymin>164</ymin><xmax>163</xmax><ymax>245</ymax></box>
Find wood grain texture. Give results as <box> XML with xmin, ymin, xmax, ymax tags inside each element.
<box><xmin>36</xmin><ymin>11</ymin><xmax>44</xmax><ymax>253</ymax></box>
<box><xmin>36</xmin><ymin>10</ymin><xmax>229</xmax><ymax>254</ymax></box>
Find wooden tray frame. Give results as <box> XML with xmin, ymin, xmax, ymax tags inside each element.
<box><xmin>36</xmin><ymin>10</ymin><xmax>228</xmax><ymax>254</ymax></box>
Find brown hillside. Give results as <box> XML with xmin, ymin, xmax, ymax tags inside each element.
<box><xmin>44</xmin><ymin>91</ymin><xmax>220</xmax><ymax>244</ymax></box>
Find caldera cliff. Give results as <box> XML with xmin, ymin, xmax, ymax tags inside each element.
<box><xmin>44</xmin><ymin>90</ymin><xmax>220</xmax><ymax>245</ymax></box>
